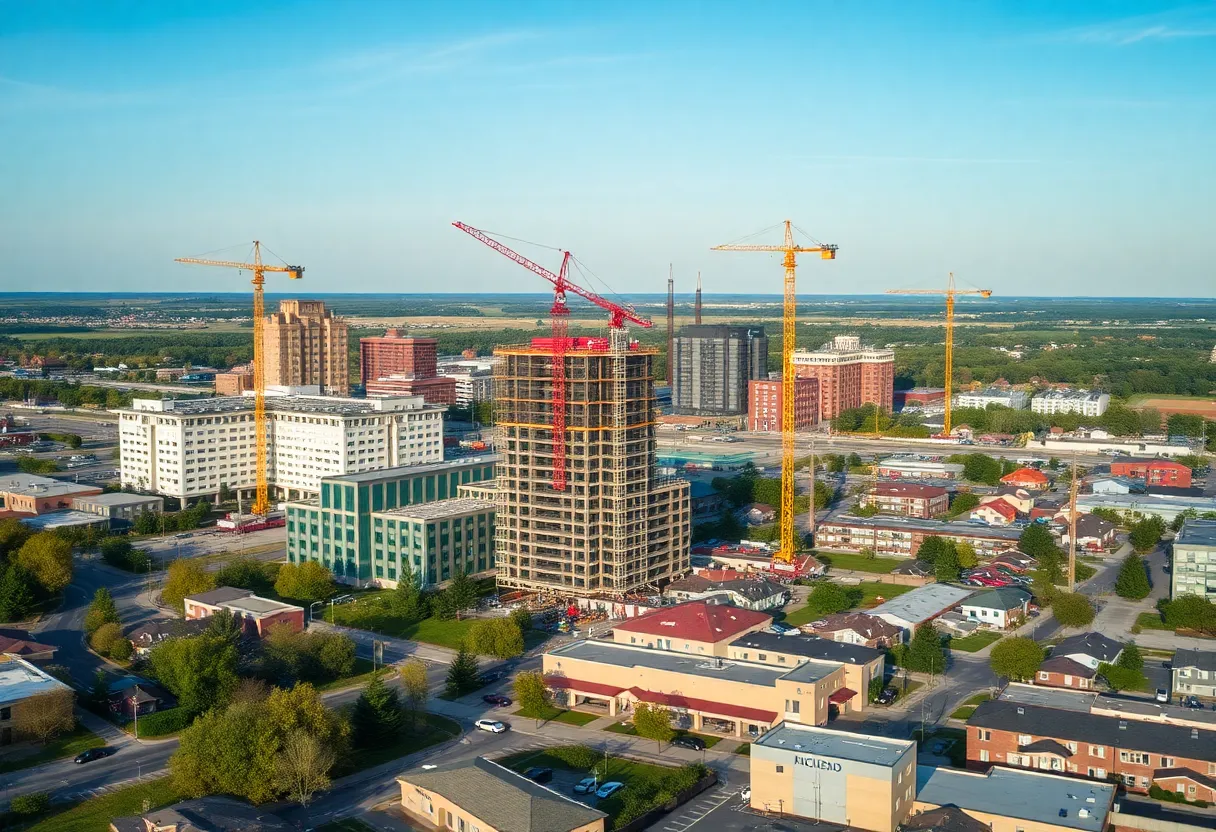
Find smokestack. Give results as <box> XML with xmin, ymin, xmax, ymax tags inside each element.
<box><xmin>666</xmin><ymin>266</ymin><xmax>674</xmax><ymax>387</ymax></box>
<box><xmin>694</xmin><ymin>271</ymin><xmax>702</xmax><ymax>324</ymax></box>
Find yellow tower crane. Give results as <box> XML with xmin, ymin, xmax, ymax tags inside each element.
<box><xmin>886</xmin><ymin>274</ymin><xmax>991</xmax><ymax>436</ymax></box>
<box><xmin>712</xmin><ymin>221</ymin><xmax>837</xmax><ymax>562</ymax></box>
<box><xmin>175</xmin><ymin>243</ymin><xmax>303</xmax><ymax>515</ymax></box>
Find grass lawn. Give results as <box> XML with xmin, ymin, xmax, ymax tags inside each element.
<box><xmin>0</xmin><ymin>725</ymin><xmax>106</xmax><ymax>774</ymax></box>
<box><xmin>734</xmin><ymin>743</ymin><xmax>751</xmax><ymax>756</ymax></box>
<box><xmin>329</xmin><ymin>592</ymin><xmax>477</xmax><ymax>650</ymax></box>
<box><xmin>513</xmin><ymin>705</ymin><xmax>599</xmax><ymax>727</ymax></box>
<box><xmin>1074</xmin><ymin>562</ymin><xmax>1097</xmax><ymax>582</ymax></box>
<box><xmin>784</xmin><ymin>582</ymin><xmax>914</xmax><ymax>627</ymax></box>
<box><xmin>817</xmin><ymin>552</ymin><xmax>902</xmax><ymax>574</ymax></box>
<box><xmin>316</xmin><ymin>658</ymin><xmax>396</xmax><ymax>692</ymax></box>
<box><xmin>948</xmin><ymin>631</ymin><xmax>1003</xmax><ymax>653</ymax></box>
<box><xmin>336</xmin><ymin>713</ymin><xmax>461</xmax><ymax>774</ymax></box>
<box><xmin>1136</xmin><ymin>612</ymin><xmax>1171</xmax><ymax>631</ymax></box>
<box><xmin>26</xmin><ymin>777</ymin><xmax>184</xmax><ymax>832</ymax></box>
<box><xmin>949</xmin><ymin>692</ymin><xmax>993</xmax><ymax>720</ymax></box>
<box><xmin>601</xmin><ymin>722</ymin><xmax>722</xmax><ymax>748</ymax></box>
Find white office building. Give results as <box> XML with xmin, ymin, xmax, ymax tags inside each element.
<box><xmin>1031</xmin><ymin>390</ymin><xmax>1111</xmax><ymax>417</ymax></box>
<box><xmin>436</xmin><ymin>359</ymin><xmax>495</xmax><ymax>407</ymax></box>
<box><xmin>954</xmin><ymin>388</ymin><xmax>1029</xmax><ymax>410</ymax></box>
<box><xmin>116</xmin><ymin>393</ymin><xmax>445</xmax><ymax>503</ymax></box>
<box><xmin>1172</xmin><ymin>519</ymin><xmax>1216</xmax><ymax>602</ymax></box>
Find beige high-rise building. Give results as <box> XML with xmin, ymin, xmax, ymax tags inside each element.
<box><xmin>492</xmin><ymin>332</ymin><xmax>690</xmax><ymax>596</ymax></box>
<box><xmin>264</xmin><ymin>300</ymin><xmax>349</xmax><ymax>394</ymax></box>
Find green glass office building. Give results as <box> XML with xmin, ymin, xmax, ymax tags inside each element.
<box><xmin>285</xmin><ymin>456</ymin><xmax>496</xmax><ymax>588</ymax></box>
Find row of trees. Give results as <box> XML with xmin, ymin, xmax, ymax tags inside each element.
<box><xmin>990</xmin><ymin>637</ymin><xmax>1147</xmax><ymax>692</ymax></box>
<box><xmin>131</xmin><ymin>500</ymin><xmax>214</xmax><ymax>535</ymax></box>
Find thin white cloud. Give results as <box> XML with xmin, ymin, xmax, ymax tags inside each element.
<box><xmin>792</xmin><ymin>154</ymin><xmax>1038</xmax><ymax>165</ymax></box>
<box><xmin>1042</xmin><ymin>7</ymin><xmax>1216</xmax><ymax>46</ymax></box>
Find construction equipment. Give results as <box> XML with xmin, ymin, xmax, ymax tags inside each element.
<box><xmin>886</xmin><ymin>273</ymin><xmax>991</xmax><ymax>436</ymax></box>
<box><xmin>175</xmin><ymin>243</ymin><xmax>303</xmax><ymax>515</ymax></box>
<box><xmin>452</xmin><ymin>222</ymin><xmax>652</xmax><ymax>491</ymax></box>
<box><xmin>712</xmin><ymin>221</ymin><xmax>837</xmax><ymax>562</ymax></box>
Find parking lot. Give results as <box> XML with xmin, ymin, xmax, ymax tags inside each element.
<box><xmin>647</xmin><ymin>784</ymin><xmax>843</xmax><ymax>832</ymax></box>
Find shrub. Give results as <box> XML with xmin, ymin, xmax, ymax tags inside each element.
<box><xmin>135</xmin><ymin>707</ymin><xmax>194</xmax><ymax>737</ymax></box>
<box><xmin>10</xmin><ymin>792</ymin><xmax>51</xmax><ymax>816</ymax></box>
<box><xmin>90</xmin><ymin>621</ymin><xmax>124</xmax><ymax>656</ymax></box>
<box><xmin>550</xmin><ymin>745</ymin><xmax>599</xmax><ymax>769</ymax></box>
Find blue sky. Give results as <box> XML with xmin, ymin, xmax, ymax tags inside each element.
<box><xmin>1</xmin><ymin>1</ymin><xmax>1214</xmax><ymax>298</ymax></box>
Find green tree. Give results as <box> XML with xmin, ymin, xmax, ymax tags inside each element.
<box><xmin>955</xmin><ymin>541</ymin><xmax>978</xmax><ymax>569</ymax></box>
<box><xmin>949</xmin><ymin>492</ymin><xmax>980</xmax><ymax>517</ymax></box>
<box><xmin>989</xmin><ymin>637</ymin><xmax>1045</xmax><ymax>682</ymax></box>
<box><xmin>208</xmin><ymin>607</ymin><xmax>243</xmax><ymax>644</ymax></box>
<box><xmin>274</xmin><ymin>561</ymin><xmax>335</xmax><ymax>604</ymax></box>
<box><xmin>161</xmin><ymin>558</ymin><xmax>215</xmax><ymax>614</ymax></box>
<box><xmin>148</xmin><ymin>632</ymin><xmax>240</xmax><ymax>715</ymax></box>
<box><xmin>935</xmin><ymin>545</ymin><xmax>961</xmax><ymax>583</ymax></box>
<box><xmin>514</xmin><ymin>670</ymin><xmax>550</xmax><ymax>724</ymax></box>
<box><xmin>83</xmin><ymin>587</ymin><xmax>120</xmax><ymax>636</ymax></box>
<box><xmin>904</xmin><ymin>624</ymin><xmax>947</xmax><ymax>675</ymax></box>
<box><xmin>89</xmin><ymin>670</ymin><xmax>110</xmax><ymax>710</ymax></box>
<box><xmin>1018</xmin><ymin>524</ymin><xmax>1059</xmax><ymax>560</ymax></box>
<box><xmin>468</xmin><ymin>618</ymin><xmax>525</xmax><ymax>658</ymax></box>
<box><xmin>350</xmin><ymin>673</ymin><xmax>404</xmax><ymax>748</ymax></box>
<box><xmin>273</xmin><ymin>729</ymin><xmax>335</xmax><ymax>807</ymax></box>
<box><xmin>1160</xmin><ymin>596</ymin><xmax>1216</xmax><ymax>634</ymax></box>
<box><xmin>948</xmin><ymin>453</ymin><xmax>1003</xmax><ymax>485</ymax></box>
<box><xmin>171</xmin><ymin>700</ymin><xmax>279</xmax><ymax>804</ymax></box>
<box><xmin>510</xmin><ymin>606</ymin><xmax>534</xmax><ymax>634</ymax></box>
<box><xmin>1051</xmin><ymin>592</ymin><xmax>1096</xmax><ymax>627</ymax></box>
<box><xmin>14</xmin><ymin>532</ymin><xmax>73</xmax><ymax>594</ymax></box>
<box><xmin>390</xmin><ymin>563</ymin><xmax>428</xmax><ymax>623</ymax></box>
<box><xmin>1129</xmin><ymin>517</ymin><xmax>1164</xmax><ymax>553</ymax></box>
<box><xmin>445</xmin><ymin>644</ymin><xmax>481</xmax><ymax>698</ymax></box>
<box><xmin>632</xmin><ymin>702</ymin><xmax>675</xmax><ymax>749</ymax></box>
<box><xmin>1115</xmin><ymin>554</ymin><xmax>1151</xmax><ymax>600</ymax></box>
<box><xmin>803</xmin><ymin>582</ymin><xmax>858</xmax><ymax>618</ymax></box>
<box><xmin>399</xmin><ymin>659</ymin><xmax>430</xmax><ymax>730</ymax></box>
<box><xmin>1118</xmin><ymin>641</ymin><xmax>1144</xmax><ymax>673</ymax></box>
<box><xmin>0</xmin><ymin>563</ymin><xmax>38</xmax><ymax>622</ymax></box>
<box><xmin>868</xmin><ymin>677</ymin><xmax>885</xmax><ymax>703</ymax></box>
<box><xmin>109</xmin><ymin>636</ymin><xmax>134</xmax><ymax>662</ymax></box>
<box><xmin>441</xmin><ymin>569</ymin><xmax>479</xmax><ymax>619</ymax></box>
<box><xmin>89</xmin><ymin>621</ymin><xmax>124</xmax><ymax>656</ymax></box>
<box><xmin>0</xmin><ymin>517</ymin><xmax>33</xmax><ymax>561</ymax></box>
<box><xmin>214</xmin><ymin>556</ymin><xmax>273</xmax><ymax>594</ymax></box>
<box><xmin>916</xmin><ymin>535</ymin><xmax>953</xmax><ymax>565</ymax></box>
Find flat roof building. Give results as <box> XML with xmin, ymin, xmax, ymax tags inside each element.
<box><xmin>862</xmin><ymin>483</ymin><xmax>950</xmax><ymax>519</ymax></box>
<box><xmin>875</xmin><ymin>456</ymin><xmax>965</xmax><ymax>481</ymax></box>
<box><xmin>867</xmin><ymin>583</ymin><xmax>975</xmax><ymax>633</ymax></box>
<box><xmin>913</xmin><ymin>765</ymin><xmax>1115</xmax><ymax>832</ymax></box>
<box><xmin>1173</xmin><ymin>519</ymin><xmax>1216</xmax><ymax>602</ymax></box>
<box><xmin>1078</xmin><ymin>493</ymin><xmax>1216</xmax><ymax>524</ymax></box>
<box><xmin>672</xmin><ymin>325</ymin><xmax>768</xmax><ymax>416</ymax></box>
<box><xmin>1</xmin><ymin>656</ymin><xmax>73</xmax><ymax>746</ymax></box>
<box><xmin>791</xmin><ymin>335</ymin><xmax>895</xmax><ymax>420</ymax></box>
<box><xmin>816</xmin><ymin>514</ymin><xmax>1023</xmax><ymax>559</ymax></box>
<box><xmin>183</xmin><ymin>587</ymin><xmax>304</xmax><ymax>638</ymax></box>
<box><xmin>0</xmin><ymin>473</ymin><xmax>102</xmax><ymax>518</ymax></box>
<box><xmin>955</xmin><ymin>388</ymin><xmax>1029</xmax><ymax>410</ymax></box>
<box><xmin>70</xmin><ymin>492</ymin><xmax>164</xmax><ymax>526</ymax></box>
<box><xmin>264</xmin><ymin>299</ymin><xmax>349</xmax><ymax>395</ymax></box>
<box><xmin>727</xmin><ymin>630</ymin><xmax>885</xmax><ymax>712</ymax></box>
<box><xmin>116</xmin><ymin>393</ymin><xmax>444</xmax><ymax>503</ymax></box>
<box><xmin>1031</xmin><ymin>390</ymin><xmax>1111</xmax><ymax>418</ymax></box>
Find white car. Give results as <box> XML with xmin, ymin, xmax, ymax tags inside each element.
<box><xmin>595</xmin><ymin>781</ymin><xmax>625</xmax><ymax>799</ymax></box>
<box><xmin>475</xmin><ymin>719</ymin><xmax>508</xmax><ymax>733</ymax></box>
<box><xmin>740</xmin><ymin>787</ymin><xmax>751</xmax><ymax>803</ymax></box>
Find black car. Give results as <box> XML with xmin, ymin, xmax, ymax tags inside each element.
<box><xmin>482</xmin><ymin>694</ymin><xmax>512</xmax><ymax>707</ymax></box>
<box><xmin>74</xmin><ymin>748</ymin><xmax>113</xmax><ymax>764</ymax></box>
<box><xmin>523</xmin><ymin>767</ymin><xmax>553</xmax><ymax>784</ymax></box>
<box><xmin>479</xmin><ymin>671</ymin><xmax>504</xmax><ymax>685</ymax></box>
<box><xmin>670</xmin><ymin>735</ymin><xmax>706</xmax><ymax>751</ymax></box>
<box><xmin>875</xmin><ymin>687</ymin><xmax>898</xmax><ymax>706</ymax></box>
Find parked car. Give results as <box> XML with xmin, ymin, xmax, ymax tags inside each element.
<box><xmin>574</xmin><ymin>777</ymin><xmax>598</xmax><ymax>794</ymax></box>
<box><xmin>480</xmin><ymin>671</ymin><xmax>504</xmax><ymax>685</ymax></box>
<box><xmin>740</xmin><ymin>787</ymin><xmax>752</xmax><ymax>803</ymax></box>
<box><xmin>765</xmin><ymin>623</ymin><xmax>797</xmax><ymax>636</ymax></box>
<box><xmin>1180</xmin><ymin>696</ymin><xmax>1204</xmax><ymax>709</ymax></box>
<box><xmin>74</xmin><ymin>748</ymin><xmax>113</xmax><ymax>764</ymax></box>
<box><xmin>875</xmin><ymin>687</ymin><xmax>898</xmax><ymax>706</ymax></box>
<box><xmin>523</xmin><ymin>767</ymin><xmax>553</xmax><ymax>784</ymax></box>
<box><xmin>482</xmin><ymin>694</ymin><xmax>512</xmax><ymax>707</ymax></box>
<box><xmin>670</xmin><ymin>735</ymin><xmax>706</xmax><ymax>751</ymax></box>
<box><xmin>1155</xmin><ymin>689</ymin><xmax>1170</xmax><ymax>704</ymax></box>
<box><xmin>475</xmin><ymin>719</ymin><xmax>508</xmax><ymax>733</ymax></box>
<box><xmin>595</xmin><ymin>781</ymin><xmax>625</xmax><ymax>799</ymax></box>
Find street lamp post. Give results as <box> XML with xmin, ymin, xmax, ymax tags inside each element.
<box><xmin>131</xmin><ymin>694</ymin><xmax>139</xmax><ymax>739</ymax></box>
<box><xmin>308</xmin><ymin>600</ymin><xmax>324</xmax><ymax>627</ymax></box>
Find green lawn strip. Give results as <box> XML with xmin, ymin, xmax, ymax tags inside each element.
<box><xmin>784</xmin><ymin>582</ymin><xmax>914</xmax><ymax>627</ymax></box>
<box><xmin>0</xmin><ymin>725</ymin><xmax>106</xmax><ymax>774</ymax></box>
<box><xmin>948</xmin><ymin>632</ymin><xmax>1003</xmax><ymax>653</ymax></box>
<box><xmin>1135</xmin><ymin>612</ymin><xmax>1171</xmax><ymax>631</ymax></box>
<box><xmin>949</xmin><ymin>692</ymin><xmax>992</xmax><ymax>720</ymax></box>
<box><xmin>315</xmin><ymin>658</ymin><xmax>395</xmax><ymax>692</ymax></box>
<box><xmin>605</xmin><ymin>720</ymin><xmax>637</xmax><ymax>735</ymax></box>
<box><xmin>599</xmin><ymin>722</ymin><xmax>721</xmax><ymax>747</ymax></box>
<box><xmin>512</xmin><ymin>705</ymin><xmax>599</xmax><ymax>727</ymax></box>
<box><xmin>733</xmin><ymin>743</ymin><xmax>751</xmax><ymax>756</ymax></box>
<box><xmin>1074</xmin><ymin>563</ymin><xmax>1097</xmax><ymax>582</ymax></box>
<box><xmin>329</xmin><ymin>592</ymin><xmax>478</xmax><ymax>650</ymax></box>
<box><xmin>26</xmin><ymin>777</ymin><xmax>184</xmax><ymax>832</ymax></box>
<box><xmin>336</xmin><ymin>713</ymin><xmax>461</xmax><ymax>775</ymax></box>
<box><xmin>818</xmin><ymin>553</ymin><xmax>901</xmax><ymax>574</ymax></box>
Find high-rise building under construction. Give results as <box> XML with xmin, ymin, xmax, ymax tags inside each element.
<box><xmin>491</xmin><ymin>334</ymin><xmax>690</xmax><ymax>595</ymax></box>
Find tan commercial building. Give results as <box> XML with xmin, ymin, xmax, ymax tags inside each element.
<box><xmin>263</xmin><ymin>299</ymin><xmax>349</xmax><ymax>394</ymax></box>
<box><xmin>542</xmin><ymin>638</ymin><xmax>849</xmax><ymax>737</ymax></box>
<box><xmin>397</xmin><ymin>757</ymin><xmax>605</xmax><ymax>832</ymax></box>
<box><xmin>745</xmin><ymin>722</ymin><xmax>1116</xmax><ymax>832</ymax></box>
<box><xmin>493</xmin><ymin>336</ymin><xmax>690</xmax><ymax>595</ymax></box>
<box><xmin>0</xmin><ymin>473</ymin><xmax>101</xmax><ymax>519</ymax></box>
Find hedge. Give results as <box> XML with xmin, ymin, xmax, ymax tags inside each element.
<box><xmin>135</xmin><ymin>707</ymin><xmax>193</xmax><ymax>737</ymax></box>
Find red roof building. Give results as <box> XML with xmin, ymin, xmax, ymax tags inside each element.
<box><xmin>970</xmin><ymin>497</ymin><xmax>1018</xmax><ymax>526</ymax></box>
<box><xmin>1110</xmin><ymin>457</ymin><xmax>1192</xmax><ymax>488</ymax></box>
<box><xmin>999</xmin><ymin>467</ymin><xmax>1049</xmax><ymax>490</ymax></box>
<box><xmin>611</xmin><ymin>601</ymin><xmax>771</xmax><ymax>654</ymax></box>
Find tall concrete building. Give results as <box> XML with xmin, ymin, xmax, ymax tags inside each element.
<box><xmin>791</xmin><ymin>335</ymin><xmax>894</xmax><ymax>420</ymax></box>
<box><xmin>492</xmin><ymin>334</ymin><xmax>690</xmax><ymax>595</ymax></box>
<box><xmin>672</xmin><ymin>325</ymin><xmax>768</xmax><ymax>416</ymax></box>
<box><xmin>263</xmin><ymin>300</ymin><xmax>349</xmax><ymax>395</ymax></box>
<box><xmin>360</xmin><ymin>330</ymin><xmax>438</xmax><ymax>386</ymax></box>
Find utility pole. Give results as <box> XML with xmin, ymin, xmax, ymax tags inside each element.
<box><xmin>808</xmin><ymin>433</ymin><xmax>816</xmax><ymax>539</ymax></box>
<box><xmin>1068</xmin><ymin>453</ymin><xmax>1078</xmax><ymax>592</ymax></box>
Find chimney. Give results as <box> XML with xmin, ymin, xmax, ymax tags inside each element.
<box><xmin>666</xmin><ymin>268</ymin><xmax>674</xmax><ymax>387</ymax></box>
<box><xmin>694</xmin><ymin>272</ymin><xmax>703</xmax><ymax>324</ymax></box>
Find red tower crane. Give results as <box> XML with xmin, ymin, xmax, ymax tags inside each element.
<box><xmin>453</xmin><ymin>222</ymin><xmax>652</xmax><ymax>491</ymax></box>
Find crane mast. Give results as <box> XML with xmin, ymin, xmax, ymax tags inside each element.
<box><xmin>175</xmin><ymin>243</ymin><xmax>303</xmax><ymax>515</ymax></box>
<box><xmin>712</xmin><ymin>221</ymin><xmax>837</xmax><ymax>562</ymax></box>
<box><xmin>452</xmin><ymin>222</ymin><xmax>651</xmax><ymax>493</ymax></box>
<box><xmin>886</xmin><ymin>274</ymin><xmax>992</xmax><ymax>436</ymax></box>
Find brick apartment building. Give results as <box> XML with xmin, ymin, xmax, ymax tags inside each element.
<box><xmin>967</xmin><ymin>695</ymin><xmax>1216</xmax><ymax>799</ymax></box>
<box><xmin>359</xmin><ymin>330</ymin><xmax>458</xmax><ymax>405</ymax></box>
<box><xmin>263</xmin><ymin>299</ymin><xmax>349</xmax><ymax>394</ymax></box>
<box><xmin>1110</xmin><ymin>457</ymin><xmax>1192</xmax><ymax>488</ymax></box>
<box><xmin>747</xmin><ymin>377</ymin><xmax>818</xmax><ymax>432</ymax></box>
<box><xmin>790</xmin><ymin>335</ymin><xmax>895</xmax><ymax>420</ymax></box>
<box><xmin>816</xmin><ymin>515</ymin><xmax>1022</xmax><ymax>559</ymax></box>
<box><xmin>861</xmin><ymin>483</ymin><xmax>950</xmax><ymax>519</ymax></box>
<box><xmin>183</xmin><ymin>587</ymin><xmax>304</xmax><ymax>637</ymax></box>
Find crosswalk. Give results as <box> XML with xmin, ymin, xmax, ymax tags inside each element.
<box><xmin>62</xmin><ymin>775</ymin><xmax>144</xmax><ymax>802</ymax></box>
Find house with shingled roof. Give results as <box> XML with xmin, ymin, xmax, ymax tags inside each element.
<box><xmin>610</xmin><ymin>600</ymin><xmax>771</xmax><ymax>656</ymax></box>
